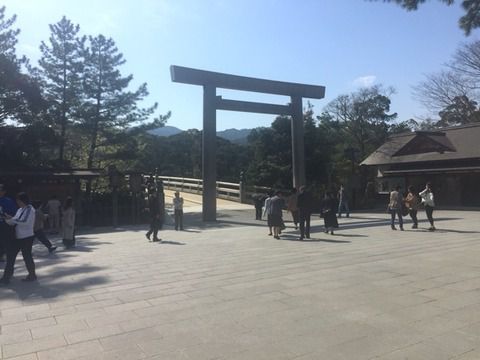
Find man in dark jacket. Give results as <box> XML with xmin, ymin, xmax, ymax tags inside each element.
<box><xmin>145</xmin><ymin>193</ymin><xmax>164</xmax><ymax>242</ymax></box>
<box><xmin>0</xmin><ymin>184</ymin><xmax>17</xmax><ymax>262</ymax></box>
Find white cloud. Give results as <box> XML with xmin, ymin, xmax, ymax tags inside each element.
<box><xmin>353</xmin><ymin>75</ymin><xmax>377</xmax><ymax>87</ymax></box>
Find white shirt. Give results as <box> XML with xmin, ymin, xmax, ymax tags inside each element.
<box><xmin>6</xmin><ymin>205</ymin><xmax>35</xmax><ymax>239</ymax></box>
<box><xmin>419</xmin><ymin>189</ymin><xmax>435</xmax><ymax>207</ymax></box>
<box><xmin>47</xmin><ymin>199</ymin><xmax>61</xmax><ymax>215</ymax></box>
<box><xmin>263</xmin><ymin>197</ymin><xmax>273</xmax><ymax>216</ymax></box>
<box><xmin>173</xmin><ymin>197</ymin><xmax>184</xmax><ymax>210</ymax></box>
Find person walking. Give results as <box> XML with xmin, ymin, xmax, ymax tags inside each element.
<box><xmin>146</xmin><ymin>193</ymin><xmax>163</xmax><ymax>242</ymax></box>
<box><xmin>297</xmin><ymin>185</ymin><xmax>313</xmax><ymax>240</ymax></box>
<box><xmin>419</xmin><ymin>182</ymin><xmax>436</xmax><ymax>231</ymax></box>
<box><xmin>337</xmin><ymin>184</ymin><xmax>350</xmax><ymax>218</ymax></box>
<box><xmin>270</xmin><ymin>191</ymin><xmax>285</xmax><ymax>239</ymax></box>
<box><xmin>388</xmin><ymin>185</ymin><xmax>404</xmax><ymax>231</ymax></box>
<box><xmin>0</xmin><ymin>192</ymin><xmax>37</xmax><ymax>285</ymax></box>
<box><xmin>62</xmin><ymin>197</ymin><xmax>76</xmax><ymax>248</ymax></box>
<box><xmin>321</xmin><ymin>192</ymin><xmax>339</xmax><ymax>235</ymax></box>
<box><xmin>173</xmin><ymin>191</ymin><xmax>184</xmax><ymax>231</ymax></box>
<box><xmin>32</xmin><ymin>201</ymin><xmax>57</xmax><ymax>253</ymax></box>
<box><xmin>46</xmin><ymin>195</ymin><xmax>62</xmax><ymax>233</ymax></box>
<box><xmin>263</xmin><ymin>192</ymin><xmax>274</xmax><ymax>236</ymax></box>
<box><xmin>287</xmin><ymin>188</ymin><xmax>299</xmax><ymax>229</ymax></box>
<box><xmin>0</xmin><ymin>184</ymin><xmax>17</xmax><ymax>262</ymax></box>
<box><xmin>404</xmin><ymin>186</ymin><xmax>420</xmax><ymax>229</ymax></box>
<box><xmin>253</xmin><ymin>194</ymin><xmax>265</xmax><ymax>221</ymax></box>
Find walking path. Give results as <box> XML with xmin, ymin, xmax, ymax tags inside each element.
<box><xmin>1</xmin><ymin>209</ymin><xmax>480</xmax><ymax>359</ymax></box>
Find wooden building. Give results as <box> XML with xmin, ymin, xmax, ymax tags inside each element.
<box><xmin>361</xmin><ymin>123</ymin><xmax>480</xmax><ymax>207</ymax></box>
<box><xmin>0</xmin><ymin>169</ymin><xmax>101</xmax><ymax>202</ymax></box>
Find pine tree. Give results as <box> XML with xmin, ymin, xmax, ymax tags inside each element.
<box><xmin>38</xmin><ymin>16</ymin><xmax>85</xmax><ymax>163</ymax></box>
<box><xmin>0</xmin><ymin>6</ymin><xmax>19</xmax><ymax>60</ymax></box>
<box><xmin>80</xmin><ymin>34</ymin><xmax>157</xmax><ymax>170</ymax></box>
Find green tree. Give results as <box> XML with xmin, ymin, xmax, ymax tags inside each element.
<box><xmin>38</xmin><ymin>16</ymin><xmax>85</xmax><ymax>164</ymax></box>
<box><xmin>323</xmin><ymin>85</ymin><xmax>397</xmax><ymax>160</ymax></box>
<box><xmin>303</xmin><ymin>104</ymin><xmax>337</xmax><ymax>188</ymax></box>
<box><xmin>0</xmin><ymin>6</ymin><xmax>44</xmax><ymax>125</ymax></box>
<box><xmin>388</xmin><ymin>118</ymin><xmax>418</xmax><ymax>133</ymax></box>
<box><xmin>374</xmin><ymin>0</ymin><xmax>480</xmax><ymax>35</ymax></box>
<box><xmin>99</xmin><ymin>112</ymin><xmax>170</xmax><ymax>172</ymax></box>
<box><xmin>0</xmin><ymin>53</ymin><xmax>45</xmax><ymax>125</ymax></box>
<box><xmin>79</xmin><ymin>34</ymin><xmax>158</xmax><ymax>170</ymax></box>
<box><xmin>0</xmin><ymin>6</ymin><xmax>19</xmax><ymax>59</ymax></box>
<box><xmin>137</xmin><ymin>129</ymin><xmax>199</xmax><ymax>177</ymax></box>
<box><xmin>438</xmin><ymin>95</ymin><xmax>480</xmax><ymax>126</ymax></box>
<box><xmin>0</xmin><ymin>123</ymin><xmax>57</xmax><ymax>170</ymax></box>
<box><xmin>315</xmin><ymin>111</ymin><xmax>344</xmax><ymax>187</ymax></box>
<box><xmin>246</xmin><ymin>116</ymin><xmax>293</xmax><ymax>188</ymax></box>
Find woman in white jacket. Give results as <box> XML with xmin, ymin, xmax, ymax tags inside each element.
<box><xmin>0</xmin><ymin>192</ymin><xmax>37</xmax><ymax>285</ymax></box>
<box><xmin>419</xmin><ymin>182</ymin><xmax>435</xmax><ymax>231</ymax></box>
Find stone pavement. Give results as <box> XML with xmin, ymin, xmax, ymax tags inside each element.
<box><xmin>1</xmin><ymin>209</ymin><xmax>480</xmax><ymax>359</ymax></box>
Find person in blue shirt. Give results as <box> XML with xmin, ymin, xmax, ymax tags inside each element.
<box><xmin>0</xmin><ymin>184</ymin><xmax>17</xmax><ymax>262</ymax></box>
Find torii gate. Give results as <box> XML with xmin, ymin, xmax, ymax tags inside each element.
<box><xmin>170</xmin><ymin>65</ymin><xmax>325</xmax><ymax>221</ymax></box>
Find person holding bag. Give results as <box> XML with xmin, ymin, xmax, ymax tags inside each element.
<box><xmin>419</xmin><ymin>182</ymin><xmax>436</xmax><ymax>231</ymax></box>
<box><xmin>0</xmin><ymin>192</ymin><xmax>37</xmax><ymax>285</ymax></box>
<box><xmin>404</xmin><ymin>186</ymin><xmax>420</xmax><ymax>229</ymax></box>
<box><xmin>321</xmin><ymin>192</ymin><xmax>339</xmax><ymax>235</ymax></box>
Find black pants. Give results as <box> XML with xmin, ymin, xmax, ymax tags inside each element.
<box><xmin>34</xmin><ymin>229</ymin><xmax>53</xmax><ymax>249</ymax></box>
<box><xmin>291</xmin><ymin>210</ymin><xmax>299</xmax><ymax>226</ymax></box>
<box><xmin>2</xmin><ymin>236</ymin><xmax>36</xmax><ymax>280</ymax></box>
<box><xmin>255</xmin><ymin>206</ymin><xmax>262</xmax><ymax>220</ymax></box>
<box><xmin>174</xmin><ymin>209</ymin><xmax>183</xmax><ymax>230</ymax></box>
<box><xmin>425</xmin><ymin>205</ymin><xmax>434</xmax><ymax>226</ymax></box>
<box><xmin>146</xmin><ymin>217</ymin><xmax>161</xmax><ymax>240</ymax></box>
<box><xmin>299</xmin><ymin>210</ymin><xmax>311</xmax><ymax>238</ymax></box>
<box><xmin>409</xmin><ymin>209</ymin><xmax>418</xmax><ymax>226</ymax></box>
<box><xmin>0</xmin><ymin>224</ymin><xmax>14</xmax><ymax>259</ymax></box>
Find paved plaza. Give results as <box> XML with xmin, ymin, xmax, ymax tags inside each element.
<box><xmin>1</xmin><ymin>208</ymin><xmax>480</xmax><ymax>359</ymax></box>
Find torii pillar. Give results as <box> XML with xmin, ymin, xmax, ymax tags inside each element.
<box><xmin>171</xmin><ymin>66</ymin><xmax>325</xmax><ymax>221</ymax></box>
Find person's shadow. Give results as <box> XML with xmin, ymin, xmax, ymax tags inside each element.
<box><xmin>278</xmin><ymin>234</ymin><xmax>353</xmax><ymax>244</ymax></box>
<box><xmin>155</xmin><ymin>240</ymin><xmax>186</xmax><ymax>245</ymax></box>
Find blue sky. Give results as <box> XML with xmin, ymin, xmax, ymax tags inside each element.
<box><xmin>3</xmin><ymin>0</ymin><xmax>477</xmax><ymax>130</ymax></box>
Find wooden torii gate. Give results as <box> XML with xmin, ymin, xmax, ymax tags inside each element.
<box><xmin>170</xmin><ymin>65</ymin><xmax>326</xmax><ymax>221</ymax></box>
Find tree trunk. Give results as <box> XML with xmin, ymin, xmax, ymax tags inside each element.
<box><xmin>59</xmin><ymin>58</ymin><xmax>68</xmax><ymax>163</ymax></box>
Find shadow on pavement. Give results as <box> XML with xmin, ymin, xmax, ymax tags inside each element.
<box><xmin>71</xmin><ymin>209</ymin><xmax>466</xmax><ymax>237</ymax></box>
<box><xmin>428</xmin><ymin>228</ymin><xmax>480</xmax><ymax>234</ymax></box>
<box><xmin>278</xmin><ymin>233</ymin><xmax>352</xmax><ymax>244</ymax></box>
<box><xmin>1</xmin><ymin>239</ymin><xmax>111</xmax><ymax>301</ymax></box>
<box><xmin>329</xmin><ymin>217</ymin><xmax>461</xmax><ymax>232</ymax></box>
<box><xmin>1</xmin><ymin>264</ymin><xmax>108</xmax><ymax>301</ymax></box>
<box><xmin>155</xmin><ymin>240</ymin><xmax>186</xmax><ymax>245</ymax></box>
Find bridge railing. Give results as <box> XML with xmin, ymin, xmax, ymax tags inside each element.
<box><xmin>158</xmin><ymin>176</ymin><xmax>241</xmax><ymax>202</ymax></box>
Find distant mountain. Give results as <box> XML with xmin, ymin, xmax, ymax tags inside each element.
<box><xmin>217</xmin><ymin>128</ymin><xmax>252</xmax><ymax>144</ymax></box>
<box><xmin>150</xmin><ymin>126</ymin><xmax>252</xmax><ymax>144</ymax></box>
<box><xmin>149</xmin><ymin>126</ymin><xmax>183</xmax><ymax>137</ymax></box>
